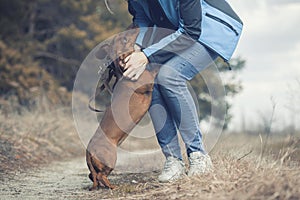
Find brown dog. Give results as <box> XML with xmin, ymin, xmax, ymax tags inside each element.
<box><xmin>86</xmin><ymin>24</ymin><xmax>158</xmax><ymax>190</ymax></box>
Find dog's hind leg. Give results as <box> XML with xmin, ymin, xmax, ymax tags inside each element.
<box><xmin>88</xmin><ymin>173</ymin><xmax>93</xmax><ymax>182</ymax></box>
<box><xmin>88</xmin><ymin>170</ymin><xmax>99</xmax><ymax>190</ymax></box>
<box><xmin>97</xmin><ymin>173</ymin><xmax>115</xmax><ymax>189</ymax></box>
<box><xmin>86</xmin><ymin>151</ymin><xmax>99</xmax><ymax>191</ymax></box>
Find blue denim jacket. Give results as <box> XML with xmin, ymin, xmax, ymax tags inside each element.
<box><xmin>128</xmin><ymin>0</ymin><xmax>243</xmax><ymax>63</ymax></box>
<box><xmin>128</xmin><ymin>0</ymin><xmax>202</xmax><ymax>64</ymax></box>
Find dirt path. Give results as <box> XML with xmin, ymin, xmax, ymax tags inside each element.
<box><xmin>1</xmin><ymin>157</ymin><xmax>90</xmax><ymax>200</ymax></box>
<box><xmin>0</xmin><ymin>152</ymin><xmax>164</xmax><ymax>200</ymax></box>
<box><xmin>1</xmin><ymin>135</ymin><xmax>300</xmax><ymax>200</ymax></box>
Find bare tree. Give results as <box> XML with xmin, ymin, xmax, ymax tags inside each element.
<box><xmin>285</xmin><ymin>78</ymin><xmax>300</xmax><ymax>134</ymax></box>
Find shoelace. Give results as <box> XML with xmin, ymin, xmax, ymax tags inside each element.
<box><xmin>163</xmin><ymin>158</ymin><xmax>178</xmax><ymax>171</ymax></box>
<box><xmin>190</xmin><ymin>155</ymin><xmax>206</xmax><ymax>166</ymax></box>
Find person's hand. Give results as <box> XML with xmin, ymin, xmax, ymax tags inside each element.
<box><xmin>123</xmin><ymin>51</ymin><xmax>148</xmax><ymax>81</ymax></box>
<box><xmin>134</xmin><ymin>44</ymin><xmax>141</xmax><ymax>52</ymax></box>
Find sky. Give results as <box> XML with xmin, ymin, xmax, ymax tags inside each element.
<box><xmin>226</xmin><ymin>0</ymin><xmax>300</xmax><ymax>131</ymax></box>
<box><xmin>101</xmin><ymin>0</ymin><xmax>300</xmax><ymax>132</ymax></box>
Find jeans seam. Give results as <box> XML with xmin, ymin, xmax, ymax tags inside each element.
<box><xmin>175</xmin><ymin>61</ymin><xmax>203</xmax><ymax>154</ymax></box>
<box><xmin>175</xmin><ymin>65</ymin><xmax>200</xmax><ymax>146</ymax></box>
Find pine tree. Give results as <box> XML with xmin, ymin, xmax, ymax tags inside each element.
<box><xmin>0</xmin><ymin>0</ymin><xmax>245</xmax><ymax>128</ymax></box>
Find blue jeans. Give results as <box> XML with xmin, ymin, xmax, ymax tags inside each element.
<box><xmin>148</xmin><ymin>42</ymin><xmax>217</xmax><ymax>160</ymax></box>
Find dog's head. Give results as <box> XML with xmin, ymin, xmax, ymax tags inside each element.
<box><xmin>112</xmin><ymin>26</ymin><xmax>140</xmax><ymax>65</ymax></box>
<box><xmin>94</xmin><ymin>24</ymin><xmax>139</xmax><ymax>79</ymax></box>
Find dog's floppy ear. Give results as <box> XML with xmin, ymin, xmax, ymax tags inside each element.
<box><xmin>95</xmin><ymin>43</ymin><xmax>111</xmax><ymax>60</ymax></box>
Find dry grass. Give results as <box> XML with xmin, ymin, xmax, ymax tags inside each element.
<box><xmin>0</xmin><ymin>106</ymin><xmax>299</xmax><ymax>199</ymax></box>
<box><xmin>113</xmin><ymin>164</ymin><xmax>299</xmax><ymax>200</ymax></box>
<box><xmin>44</xmin><ymin>133</ymin><xmax>299</xmax><ymax>200</ymax></box>
<box><xmin>0</xmin><ymin>106</ymin><xmax>84</xmax><ymax>175</ymax></box>
<box><xmin>101</xmin><ymin>134</ymin><xmax>300</xmax><ymax>200</ymax></box>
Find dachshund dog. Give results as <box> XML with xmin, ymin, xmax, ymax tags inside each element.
<box><xmin>86</xmin><ymin>24</ymin><xmax>158</xmax><ymax>190</ymax></box>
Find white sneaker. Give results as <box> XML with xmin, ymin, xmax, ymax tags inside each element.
<box><xmin>188</xmin><ymin>152</ymin><xmax>213</xmax><ymax>176</ymax></box>
<box><xmin>158</xmin><ymin>156</ymin><xmax>186</xmax><ymax>182</ymax></box>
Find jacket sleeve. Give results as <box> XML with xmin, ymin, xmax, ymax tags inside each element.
<box><xmin>128</xmin><ymin>0</ymin><xmax>153</xmax><ymax>47</ymax></box>
<box><xmin>129</xmin><ymin>0</ymin><xmax>202</xmax><ymax>64</ymax></box>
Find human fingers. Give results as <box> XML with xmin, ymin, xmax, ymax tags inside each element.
<box><xmin>131</xmin><ymin>71</ymin><xmax>141</xmax><ymax>81</ymax></box>
<box><xmin>131</xmin><ymin>65</ymin><xmax>146</xmax><ymax>81</ymax></box>
<box><xmin>123</xmin><ymin>55</ymin><xmax>131</xmax><ymax>69</ymax></box>
<box><xmin>123</xmin><ymin>66</ymin><xmax>136</xmax><ymax>78</ymax></box>
<box><xmin>124</xmin><ymin>55</ymin><xmax>130</xmax><ymax>63</ymax></box>
<box><xmin>119</xmin><ymin>60</ymin><xmax>125</xmax><ymax>67</ymax></box>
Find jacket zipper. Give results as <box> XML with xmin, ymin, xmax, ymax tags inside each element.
<box><xmin>205</xmin><ymin>13</ymin><xmax>239</xmax><ymax>36</ymax></box>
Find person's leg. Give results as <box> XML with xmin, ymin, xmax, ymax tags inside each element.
<box><xmin>155</xmin><ymin>43</ymin><xmax>217</xmax><ymax>156</ymax></box>
<box><xmin>149</xmin><ymin>78</ymin><xmax>185</xmax><ymax>183</ymax></box>
<box><xmin>149</xmin><ymin>84</ymin><xmax>182</xmax><ymax>160</ymax></box>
